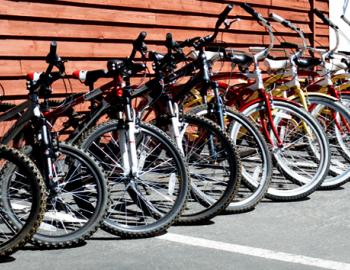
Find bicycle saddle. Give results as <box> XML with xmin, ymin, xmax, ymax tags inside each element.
<box><xmin>229</xmin><ymin>54</ymin><xmax>254</xmax><ymax>67</ymax></box>
<box><xmin>294</xmin><ymin>57</ymin><xmax>322</xmax><ymax>69</ymax></box>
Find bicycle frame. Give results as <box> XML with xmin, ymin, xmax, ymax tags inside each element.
<box><xmin>0</xmin><ymin>91</ymin><xmax>61</xmax><ymax>186</ymax></box>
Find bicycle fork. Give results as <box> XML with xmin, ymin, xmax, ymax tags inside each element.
<box><xmin>167</xmin><ymin>101</ymin><xmax>184</xmax><ymax>155</ymax></box>
<box><xmin>118</xmin><ymin>110</ymin><xmax>139</xmax><ymax>177</ymax></box>
<box><xmin>35</xmin><ymin>105</ymin><xmax>56</xmax><ymax>182</ymax></box>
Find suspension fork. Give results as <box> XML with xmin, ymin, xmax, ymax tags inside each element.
<box><xmin>40</xmin><ymin>120</ymin><xmax>55</xmax><ymax>182</ymax></box>
<box><xmin>117</xmin><ymin>100</ymin><xmax>139</xmax><ymax>177</ymax></box>
<box><xmin>211</xmin><ymin>81</ymin><xmax>225</xmax><ymax>130</ymax></box>
<box><xmin>197</xmin><ymin>83</ymin><xmax>219</xmax><ymax>159</ymax></box>
<box><xmin>127</xmin><ymin>101</ymin><xmax>139</xmax><ymax>177</ymax></box>
<box><xmin>167</xmin><ymin>100</ymin><xmax>184</xmax><ymax>155</ymax></box>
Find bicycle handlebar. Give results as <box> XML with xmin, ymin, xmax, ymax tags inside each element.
<box><xmin>49</xmin><ymin>41</ymin><xmax>57</xmax><ymax>55</ymax></box>
<box><xmin>134</xmin><ymin>31</ymin><xmax>147</xmax><ymax>47</ymax></box>
<box><xmin>314</xmin><ymin>9</ymin><xmax>338</xmax><ymax>29</ymax></box>
<box><xmin>216</xmin><ymin>4</ymin><xmax>233</xmax><ymax>29</ymax></box>
<box><xmin>240</xmin><ymin>3</ymin><xmax>269</xmax><ymax>26</ymax></box>
<box><xmin>166</xmin><ymin>32</ymin><xmax>176</xmax><ymax>54</ymax></box>
<box><xmin>270</xmin><ymin>13</ymin><xmax>284</xmax><ymax>24</ymax></box>
<box><xmin>270</xmin><ymin>13</ymin><xmax>299</xmax><ymax>32</ymax></box>
<box><xmin>129</xmin><ymin>31</ymin><xmax>147</xmax><ymax>61</ymax></box>
<box><xmin>313</xmin><ymin>9</ymin><xmax>339</xmax><ymax>58</ymax></box>
<box><xmin>341</xmin><ymin>14</ymin><xmax>350</xmax><ymax>26</ymax></box>
<box><xmin>270</xmin><ymin>13</ymin><xmax>307</xmax><ymax>53</ymax></box>
<box><xmin>240</xmin><ymin>3</ymin><xmax>274</xmax><ymax>62</ymax></box>
<box><xmin>177</xmin><ymin>4</ymin><xmax>233</xmax><ymax>49</ymax></box>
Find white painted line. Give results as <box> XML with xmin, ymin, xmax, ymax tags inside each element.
<box><xmin>158</xmin><ymin>233</ymin><xmax>350</xmax><ymax>270</ymax></box>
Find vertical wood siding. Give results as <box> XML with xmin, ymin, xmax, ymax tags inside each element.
<box><xmin>0</xmin><ymin>0</ymin><xmax>329</xmax><ymax>100</ymax></box>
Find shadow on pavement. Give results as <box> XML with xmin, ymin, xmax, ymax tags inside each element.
<box><xmin>0</xmin><ymin>256</ymin><xmax>15</xmax><ymax>263</ymax></box>
<box><xmin>21</xmin><ymin>241</ymin><xmax>87</xmax><ymax>251</ymax></box>
<box><xmin>90</xmin><ymin>230</ymin><xmax>167</xmax><ymax>240</ymax></box>
<box><xmin>174</xmin><ymin>220</ymin><xmax>215</xmax><ymax>226</ymax></box>
<box><xmin>261</xmin><ymin>196</ymin><xmax>311</xmax><ymax>203</ymax></box>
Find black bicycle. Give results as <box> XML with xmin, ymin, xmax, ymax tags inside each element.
<box><xmin>0</xmin><ymin>42</ymin><xmax>109</xmax><ymax>248</ymax></box>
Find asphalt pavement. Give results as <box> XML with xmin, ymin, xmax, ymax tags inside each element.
<box><xmin>2</xmin><ymin>183</ymin><xmax>350</xmax><ymax>270</ymax></box>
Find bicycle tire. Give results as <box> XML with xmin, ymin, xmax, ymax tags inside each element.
<box><xmin>1</xmin><ymin>143</ymin><xmax>109</xmax><ymax>248</ymax></box>
<box><xmin>292</xmin><ymin>94</ymin><xmax>350</xmax><ymax>189</ymax></box>
<box><xmin>0</xmin><ymin>145</ymin><xmax>46</xmax><ymax>256</ymax></box>
<box><xmin>175</xmin><ymin>114</ymin><xmax>241</xmax><ymax>223</ymax></box>
<box><xmin>241</xmin><ymin>100</ymin><xmax>330</xmax><ymax>200</ymax></box>
<box><xmin>189</xmin><ymin>104</ymin><xmax>272</xmax><ymax>212</ymax></box>
<box><xmin>338</xmin><ymin>93</ymin><xmax>350</xmax><ymax>160</ymax></box>
<box><xmin>79</xmin><ymin>120</ymin><xmax>189</xmax><ymax>238</ymax></box>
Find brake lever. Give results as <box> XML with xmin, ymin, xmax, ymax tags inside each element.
<box><xmin>224</xmin><ymin>18</ymin><xmax>240</xmax><ymax>29</ymax></box>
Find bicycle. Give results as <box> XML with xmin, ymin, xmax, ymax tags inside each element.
<box><xmin>130</xmin><ymin>7</ymin><xmax>272</xmax><ymax>212</ymax></box>
<box><xmin>0</xmin><ymin>42</ymin><xmax>109</xmax><ymax>248</ymax></box>
<box><xmin>190</xmin><ymin>3</ymin><xmax>331</xmax><ymax>200</ymax></box>
<box><xmin>256</xmin><ymin>10</ymin><xmax>350</xmax><ymax>189</ymax></box>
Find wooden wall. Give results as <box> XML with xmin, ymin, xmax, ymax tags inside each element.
<box><xmin>0</xmin><ymin>0</ymin><xmax>329</xmax><ymax>101</ymax></box>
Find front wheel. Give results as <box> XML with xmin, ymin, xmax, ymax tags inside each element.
<box><xmin>32</xmin><ymin>143</ymin><xmax>109</xmax><ymax>247</ymax></box>
<box><xmin>79</xmin><ymin>121</ymin><xmax>189</xmax><ymax>238</ymax></box>
<box><xmin>338</xmin><ymin>93</ymin><xmax>350</xmax><ymax>160</ymax></box>
<box><xmin>189</xmin><ymin>104</ymin><xmax>272</xmax><ymax>213</ymax></box>
<box><xmin>176</xmin><ymin>114</ymin><xmax>241</xmax><ymax>222</ymax></box>
<box><xmin>2</xmin><ymin>143</ymin><xmax>109</xmax><ymax>248</ymax></box>
<box><xmin>241</xmin><ymin>100</ymin><xmax>330</xmax><ymax>201</ymax></box>
<box><xmin>0</xmin><ymin>145</ymin><xmax>46</xmax><ymax>256</ymax></box>
<box><xmin>292</xmin><ymin>94</ymin><xmax>350</xmax><ymax>188</ymax></box>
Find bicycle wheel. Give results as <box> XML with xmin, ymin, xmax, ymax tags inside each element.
<box><xmin>0</xmin><ymin>145</ymin><xmax>46</xmax><ymax>256</ymax></box>
<box><xmin>338</xmin><ymin>93</ymin><xmax>350</xmax><ymax>160</ymax></box>
<box><xmin>241</xmin><ymin>100</ymin><xmax>330</xmax><ymax>200</ymax></box>
<box><xmin>1</xmin><ymin>143</ymin><xmax>109</xmax><ymax>248</ymax></box>
<box><xmin>293</xmin><ymin>94</ymin><xmax>350</xmax><ymax>188</ymax></box>
<box><xmin>176</xmin><ymin>114</ymin><xmax>241</xmax><ymax>223</ymax></box>
<box><xmin>79</xmin><ymin>120</ymin><xmax>189</xmax><ymax>238</ymax></box>
<box><xmin>189</xmin><ymin>104</ymin><xmax>272</xmax><ymax>213</ymax></box>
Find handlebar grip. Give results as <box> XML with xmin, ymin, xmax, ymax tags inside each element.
<box><xmin>130</xmin><ymin>31</ymin><xmax>147</xmax><ymax>59</ymax></box>
<box><xmin>313</xmin><ymin>9</ymin><xmax>338</xmax><ymax>29</ymax></box>
<box><xmin>270</xmin><ymin>13</ymin><xmax>284</xmax><ymax>24</ymax></box>
<box><xmin>313</xmin><ymin>9</ymin><xmax>329</xmax><ymax>24</ymax></box>
<box><xmin>270</xmin><ymin>13</ymin><xmax>294</xmax><ymax>29</ymax></box>
<box><xmin>134</xmin><ymin>31</ymin><xmax>147</xmax><ymax>45</ymax></box>
<box><xmin>166</xmin><ymin>33</ymin><xmax>173</xmax><ymax>49</ymax></box>
<box><xmin>216</xmin><ymin>4</ymin><xmax>233</xmax><ymax>28</ymax></box>
<box><xmin>49</xmin><ymin>41</ymin><xmax>57</xmax><ymax>55</ymax></box>
<box><xmin>240</xmin><ymin>3</ymin><xmax>259</xmax><ymax>20</ymax></box>
<box><xmin>241</xmin><ymin>3</ymin><xmax>269</xmax><ymax>25</ymax></box>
